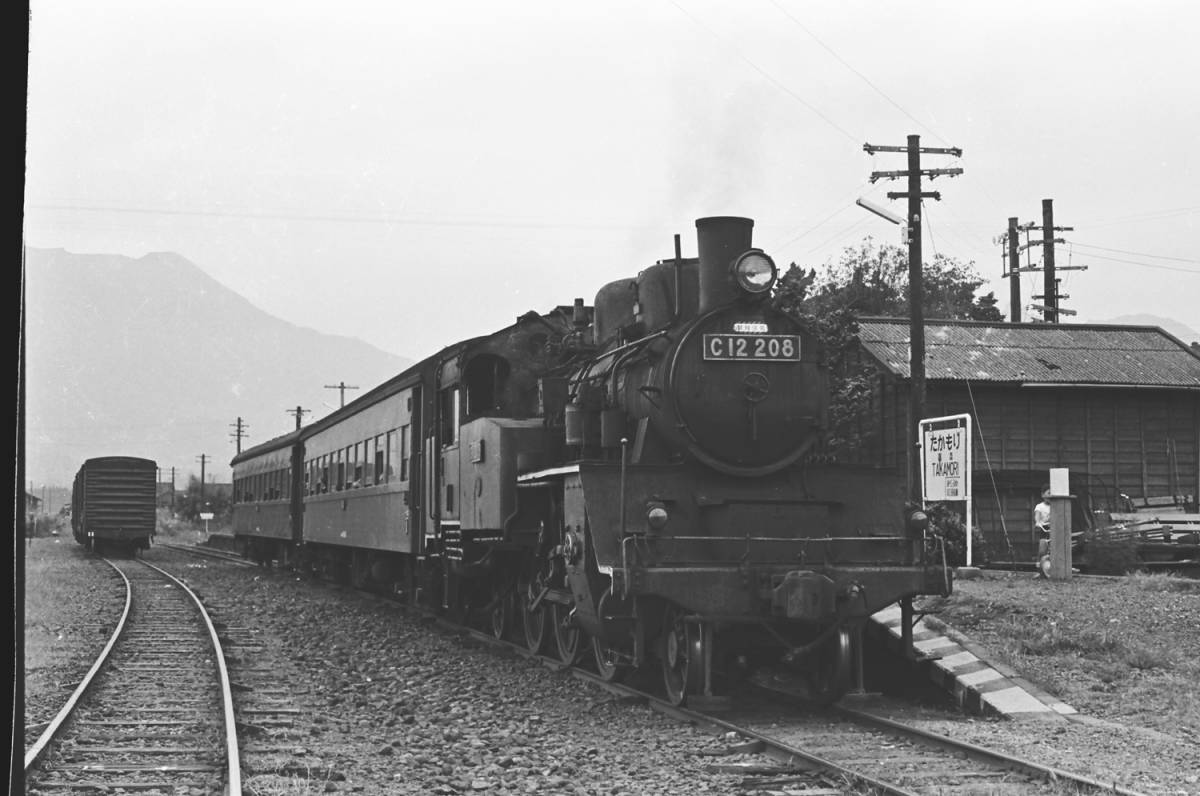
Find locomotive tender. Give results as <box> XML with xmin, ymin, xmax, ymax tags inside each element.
<box><xmin>232</xmin><ymin>216</ymin><xmax>950</xmax><ymax>704</ymax></box>
<box><xmin>72</xmin><ymin>456</ymin><xmax>158</xmax><ymax>554</ymax></box>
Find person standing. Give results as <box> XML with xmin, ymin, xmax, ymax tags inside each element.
<box><xmin>1034</xmin><ymin>485</ymin><xmax>1052</xmax><ymax>578</ymax></box>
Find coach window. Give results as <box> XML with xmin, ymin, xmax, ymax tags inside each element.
<box><xmin>439</xmin><ymin>387</ymin><xmax>460</xmax><ymax>447</ymax></box>
<box><xmin>373</xmin><ymin>435</ymin><xmax>384</xmax><ymax>485</ymax></box>
<box><xmin>400</xmin><ymin>424</ymin><xmax>410</xmax><ymax>482</ymax></box>
<box><xmin>320</xmin><ymin>456</ymin><xmax>330</xmax><ymax>494</ymax></box>
<box><xmin>385</xmin><ymin>430</ymin><xmax>397</xmax><ymax>482</ymax></box>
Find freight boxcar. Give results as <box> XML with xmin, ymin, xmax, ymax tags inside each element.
<box><xmin>71</xmin><ymin>456</ymin><xmax>157</xmax><ymax>554</ymax></box>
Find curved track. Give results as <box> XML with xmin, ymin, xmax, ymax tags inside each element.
<box><xmin>24</xmin><ymin>557</ymin><xmax>241</xmax><ymax>795</ymax></box>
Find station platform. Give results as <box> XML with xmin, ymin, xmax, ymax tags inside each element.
<box><xmin>869</xmin><ymin>602</ymin><xmax>1078</xmax><ymax>721</ymax></box>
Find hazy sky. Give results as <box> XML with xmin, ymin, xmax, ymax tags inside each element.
<box><xmin>25</xmin><ymin>0</ymin><xmax>1200</xmax><ymax>365</ymax></box>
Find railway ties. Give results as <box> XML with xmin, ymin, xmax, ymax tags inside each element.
<box><xmin>25</xmin><ymin>559</ymin><xmax>241</xmax><ymax>795</ymax></box>
<box><xmin>700</xmin><ymin>691</ymin><xmax>1148</xmax><ymax>796</ymax></box>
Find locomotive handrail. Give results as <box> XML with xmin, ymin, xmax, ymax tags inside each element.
<box><xmin>25</xmin><ymin>557</ymin><xmax>132</xmax><ymax>771</ymax></box>
<box><xmin>694</xmin><ymin>496</ymin><xmax>844</xmax><ymax>507</ymax></box>
<box><xmin>567</xmin><ymin>330</ymin><xmax>671</xmax><ymax>397</ymax></box>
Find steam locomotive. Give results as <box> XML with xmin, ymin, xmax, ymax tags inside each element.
<box><xmin>231</xmin><ymin>216</ymin><xmax>949</xmax><ymax>704</ymax></box>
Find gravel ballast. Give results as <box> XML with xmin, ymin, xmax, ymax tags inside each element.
<box><xmin>22</xmin><ymin>537</ymin><xmax>1200</xmax><ymax>794</ymax></box>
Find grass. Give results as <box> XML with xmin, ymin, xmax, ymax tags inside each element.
<box><xmin>920</xmin><ymin>571</ymin><xmax>1200</xmax><ymax>739</ymax></box>
<box><xmin>1127</xmin><ymin>570</ymin><xmax>1200</xmax><ymax>593</ymax></box>
<box><xmin>23</xmin><ymin>533</ymin><xmax>127</xmax><ymax>729</ymax></box>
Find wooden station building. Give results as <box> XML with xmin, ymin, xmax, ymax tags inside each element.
<box><xmin>848</xmin><ymin>319</ymin><xmax>1200</xmax><ymax>562</ymax></box>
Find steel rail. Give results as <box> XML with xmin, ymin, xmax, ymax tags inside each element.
<box><xmin>834</xmin><ymin>704</ymin><xmax>1150</xmax><ymax>796</ymax></box>
<box><xmin>24</xmin><ymin>556</ymin><xmax>132</xmax><ymax>771</ymax></box>
<box><xmin>193</xmin><ymin>547</ymin><xmax>1154</xmax><ymax>795</ymax></box>
<box><xmin>454</xmin><ymin>621</ymin><xmax>1149</xmax><ymax>795</ymax></box>
<box><xmin>141</xmin><ymin>559</ymin><xmax>243</xmax><ymax>796</ymax></box>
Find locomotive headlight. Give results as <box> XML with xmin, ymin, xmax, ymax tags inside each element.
<box><xmin>731</xmin><ymin>250</ymin><xmax>778</xmax><ymax>295</ymax></box>
<box><xmin>646</xmin><ymin>501</ymin><xmax>669</xmax><ymax>531</ymax></box>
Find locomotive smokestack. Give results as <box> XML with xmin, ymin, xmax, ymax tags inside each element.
<box><xmin>696</xmin><ymin>216</ymin><xmax>754</xmax><ymax>314</ymax></box>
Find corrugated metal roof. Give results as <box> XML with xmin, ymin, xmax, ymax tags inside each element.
<box><xmin>857</xmin><ymin>318</ymin><xmax>1200</xmax><ymax>387</ymax></box>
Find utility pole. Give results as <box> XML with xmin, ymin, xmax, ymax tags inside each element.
<box><xmin>287</xmin><ymin>405</ymin><xmax>310</xmax><ymax>430</ymax></box>
<box><xmin>864</xmin><ymin>134</ymin><xmax>963</xmax><ymax>500</ymax></box>
<box><xmin>170</xmin><ymin>466</ymin><xmax>176</xmax><ymax>512</ymax></box>
<box><xmin>229</xmin><ymin>416</ymin><xmax>249</xmax><ymax>454</ymax></box>
<box><xmin>324</xmin><ymin>381</ymin><xmax>360</xmax><ymax>408</ymax></box>
<box><xmin>196</xmin><ymin>454</ymin><xmax>208</xmax><ymax>503</ymax></box>
<box><xmin>1043</xmin><ymin>199</ymin><xmax>1058</xmax><ymax>322</ymax></box>
<box><xmin>997</xmin><ymin>218</ymin><xmax>1037</xmax><ymax>323</ymax></box>
<box><xmin>1022</xmin><ymin>199</ymin><xmax>1083</xmax><ymax>323</ymax></box>
<box><xmin>1007</xmin><ymin>217</ymin><xmax>1021</xmax><ymax>322</ymax></box>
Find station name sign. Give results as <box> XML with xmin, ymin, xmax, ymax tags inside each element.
<box><xmin>920</xmin><ymin>415</ymin><xmax>972</xmax><ymax>502</ymax></box>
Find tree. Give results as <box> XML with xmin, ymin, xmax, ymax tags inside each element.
<box><xmin>175</xmin><ymin>475</ymin><xmax>232</xmax><ymax>522</ymax></box>
<box><xmin>774</xmin><ymin>237</ymin><xmax>1002</xmax><ymax>455</ymax></box>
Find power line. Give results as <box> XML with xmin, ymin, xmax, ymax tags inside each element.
<box><xmin>667</xmin><ymin>0</ymin><xmax>860</xmax><ymax>143</ymax></box>
<box><xmin>1063</xmin><ymin>250</ymin><xmax>1200</xmax><ymax>275</ymax></box>
<box><xmin>765</xmin><ymin>0</ymin><xmax>948</xmax><ymax>145</ymax></box>
<box><xmin>1065</xmin><ymin>241</ymin><xmax>1200</xmax><ymax>265</ymax></box>
<box><xmin>26</xmin><ymin>201</ymin><xmax>643</xmax><ymax>231</ymax></box>
<box><xmin>1075</xmin><ymin>206</ymin><xmax>1199</xmax><ymax>228</ymax></box>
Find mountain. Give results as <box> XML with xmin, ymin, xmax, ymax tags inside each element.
<box><xmin>23</xmin><ymin>247</ymin><xmax>412</xmax><ymax>487</ymax></box>
<box><xmin>1090</xmin><ymin>314</ymin><xmax>1200</xmax><ymax>346</ymax></box>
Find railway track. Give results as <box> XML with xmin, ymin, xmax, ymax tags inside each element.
<box><xmin>671</xmin><ymin>688</ymin><xmax>1149</xmax><ymax>795</ymax></box>
<box><xmin>24</xmin><ymin>556</ymin><xmax>241</xmax><ymax>795</ymax></box>
<box><xmin>453</xmin><ymin>624</ymin><xmax>1149</xmax><ymax>796</ymax></box>
<box><xmin>163</xmin><ymin>543</ymin><xmax>1151</xmax><ymax>795</ymax></box>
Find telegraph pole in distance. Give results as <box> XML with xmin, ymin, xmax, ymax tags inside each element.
<box><xmin>1007</xmin><ymin>217</ymin><xmax>1021</xmax><ymax>322</ymax></box>
<box><xmin>1024</xmin><ymin>199</ymin><xmax>1083</xmax><ymax>322</ymax></box>
<box><xmin>287</xmin><ymin>405</ymin><xmax>310</xmax><ymax>430</ymax></box>
<box><xmin>864</xmin><ymin>134</ymin><xmax>963</xmax><ymax>500</ymax></box>
<box><xmin>324</xmin><ymin>381</ymin><xmax>360</xmax><ymax>408</ymax></box>
<box><xmin>229</xmin><ymin>417</ymin><xmax>249</xmax><ymax>454</ymax></box>
<box><xmin>196</xmin><ymin>454</ymin><xmax>208</xmax><ymax>503</ymax></box>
